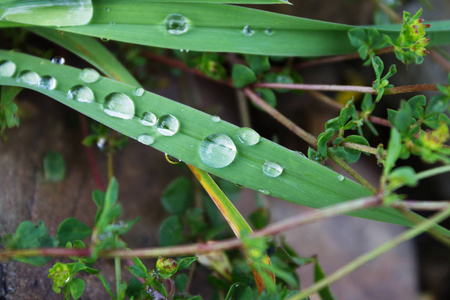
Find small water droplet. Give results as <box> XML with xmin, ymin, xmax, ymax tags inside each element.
<box><xmin>140</xmin><ymin>112</ymin><xmax>157</xmax><ymax>126</ymax></box>
<box><xmin>259</xmin><ymin>189</ymin><xmax>270</xmax><ymax>195</ymax></box>
<box><xmin>211</xmin><ymin>115</ymin><xmax>221</xmax><ymax>122</ymax></box>
<box><xmin>103</xmin><ymin>92</ymin><xmax>135</xmax><ymax>119</ymax></box>
<box><xmin>80</xmin><ymin>68</ymin><xmax>100</xmax><ymax>83</ymax></box>
<box><xmin>134</xmin><ymin>87</ymin><xmax>145</xmax><ymax>96</ymax></box>
<box><xmin>68</xmin><ymin>85</ymin><xmax>95</xmax><ymax>103</ymax></box>
<box><xmin>337</xmin><ymin>174</ymin><xmax>345</xmax><ymax>182</ymax></box>
<box><xmin>262</xmin><ymin>161</ymin><xmax>283</xmax><ymax>178</ymax></box>
<box><xmin>243</xmin><ymin>25</ymin><xmax>254</xmax><ymax>36</ymax></box>
<box><xmin>165</xmin><ymin>153</ymin><xmax>181</xmax><ymax>164</ymax></box>
<box><xmin>101</xmin><ymin>37</ymin><xmax>110</xmax><ymax>42</ymax></box>
<box><xmin>105</xmin><ymin>7</ymin><xmax>110</xmax><ymax>12</ymax></box>
<box><xmin>164</xmin><ymin>14</ymin><xmax>189</xmax><ymax>35</ymax></box>
<box><xmin>264</xmin><ymin>27</ymin><xmax>274</xmax><ymax>36</ymax></box>
<box><xmin>0</xmin><ymin>60</ymin><xmax>16</xmax><ymax>77</ymax></box>
<box><xmin>97</xmin><ymin>137</ymin><xmax>106</xmax><ymax>150</ymax></box>
<box><xmin>51</xmin><ymin>56</ymin><xmax>65</xmax><ymax>65</ymax></box>
<box><xmin>180</xmin><ymin>49</ymin><xmax>189</xmax><ymax>53</ymax></box>
<box><xmin>138</xmin><ymin>134</ymin><xmax>154</xmax><ymax>145</ymax></box>
<box><xmin>199</xmin><ymin>133</ymin><xmax>237</xmax><ymax>168</ymax></box>
<box><xmin>38</xmin><ymin>75</ymin><xmax>56</xmax><ymax>90</ymax></box>
<box><xmin>295</xmin><ymin>151</ymin><xmax>307</xmax><ymax>158</ymax></box>
<box><xmin>156</xmin><ymin>114</ymin><xmax>180</xmax><ymax>136</ymax></box>
<box><xmin>238</xmin><ymin>127</ymin><xmax>260</xmax><ymax>146</ymax></box>
<box><xmin>18</xmin><ymin>70</ymin><xmax>40</xmax><ymax>86</ymax></box>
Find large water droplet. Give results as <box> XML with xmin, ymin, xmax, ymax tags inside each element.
<box><xmin>156</xmin><ymin>114</ymin><xmax>180</xmax><ymax>136</ymax></box>
<box><xmin>262</xmin><ymin>161</ymin><xmax>283</xmax><ymax>178</ymax></box>
<box><xmin>138</xmin><ymin>134</ymin><xmax>154</xmax><ymax>145</ymax></box>
<box><xmin>211</xmin><ymin>115</ymin><xmax>221</xmax><ymax>123</ymax></box>
<box><xmin>51</xmin><ymin>56</ymin><xmax>65</xmax><ymax>65</ymax></box>
<box><xmin>337</xmin><ymin>174</ymin><xmax>345</xmax><ymax>182</ymax></box>
<box><xmin>18</xmin><ymin>70</ymin><xmax>40</xmax><ymax>86</ymax></box>
<box><xmin>164</xmin><ymin>14</ymin><xmax>188</xmax><ymax>35</ymax></box>
<box><xmin>38</xmin><ymin>75</ymin><xmax>57</xmax><ymax>90</ymax></box>
<box><xmin>134</xmin><ymin>87</ymin><xmax>145</xmax><ymax>96</ymax></box>
<box><xmin>80</xmin><ymin>68</ymin><xmax>100</xmax><ymax>83</ymax></box>
<box><xmin>0</xmin><ymin>60</ymin><xmax>16</xmax><ymax>77</ymax></box>
<box><xmin>264</xmin><ymin>28</ymin><xmax>274</xmax><ymax>36</ymax></box>
<box><xmin>141</xmin><ymin>112</ymin><xmax>157</xmax><ymax>126</ymax></box>
<box><xmin>243</xmin><ymin>25</ymin><xmax>254</xmax><ymax>36</ymax></box>
<box><xmin>68</xmin><ymin>84</ymin><xmax>95</xmax><ymax>103</ymax></box>
<box><xmin>238</xmin><ymin>127</ymin><xmax>260</xmax><ymax>146</ymax></box>
<box><xmin>103</xmin><ymin>92</ymin><xmax>135</xmax><ymax>120</ymax></box>
<box><xmin>199</xmin><ymin>133</ymin><xmax>237</xmax><ymax>168</ymax></box>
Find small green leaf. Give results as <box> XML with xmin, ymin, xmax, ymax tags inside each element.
<box><xmin>372</xmin><ymin>56</ymin><xmax>384</xmax><ymax>81</ymax></box>
<box><xmin>253</xmin><ymin>88</ymin><xmax>277</xmax><ymax>109</ymax></box>
<box><xmin>125</xmin><ymin>277</ymin><xmax>143</xmax><ymax>298</ymax></box>
<box><xmin>394</xmin><ymin>100</ymin><xmax>415</xmax><ymax>133</ymax></box>
<box><xmin>97</xmin><ymin>274</ymin><xmax>115</xmax><ymax>300</ymax></box>
<box><xmin>175</xmin><ymin>274</ymin><xmax>188</xmax><ymax>292</ymax></box>
<box><xmin>57</xmin><ymin>218</ymin><xmax>92</xmax><ymax>247</ymax></box>
<box><xmin>186</xmin><ymin>208</ymin><xmax>208</xmax><ymax>236</ymax></box>
<box><xmin>246</xmin><ymin>55</ymin><xmax>270</xmax><ymax>74</ymax></box>
<box><xmin>158</xmin><ymin>216</ymin><xmax>185</xmax><ymax>246</ymax></box>
<box><xmin>225</xmin><ymin>283</ymin><xmax>253</xmax><ymax>300</ymax></box>
<box><xmin>43</xmin><ymin>150</ymin><xmax>66</xmax><ymax>182</ymax></box>
<box><xmin>388</xmin><ymin>166</ymin><xmax>418</xmax><ymax>190</ymax></box>
<box><xmin>161</xmin><ymin>177</ymin><xmax>193</xmax><ymax>215</ymax></box>
<box><xmin>128</xmin><ymin>265</ymin><xmax>147</xmax><ymax>278</ymax></box>
<box><xmin>314</xmin><ymin>260</ymin><xmax>336</xmax><ymax>300</ymax></box>
<box><xmin>131</xmin><ymin>257</ymin><xmax>147</xmax><ymax>276</ymax></box>
<box><xmin>348</xmin><ymin>28</ymin><xmax>366</xmax><ymax>47</ymax></box>
<box><xmin>232</xmin><ymin>64</ymin><xmax>257</xmax><ymax>88</ymax></box>
<box><xmin>408</xmin><ymin>95</ymin><xmax>426</xmax><ymax>119</ymax></box>
<box><xmin>361</xmin><ymin>94</ymin><xmax>375</xmax><ymax>114</ymax></box>
<box><xmin>70</xmin><ymin>278</ymin><xmax>85</xmax><ymax>300</ymax></box>
<box><xmin>425</xmin><ymin>95</ymin><xmax>449</xmax><ymax>115</ymax></box>
<box><xmin>317</xmin><ymin>129</ymin><xmax>335</xmax><ymax>157</ymax></box>
<box><xmin>383</xmin><ymin>128</ymin><xmax>402</xmax><ymax>175</ymax></box>
<box><xmin>178</xmin><ymin>256</ymin><xmax>197</xmax><ymax>271</ymax></box>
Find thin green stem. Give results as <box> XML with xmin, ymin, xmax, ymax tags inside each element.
<box><xmin>107</xmin><ymin>152</ymin><xmax>114</xmax><ymax>182</ymax></box>
<box><xmin>393</xmin><ymin>200</ymin><xmax>450</xmax><ymax>211</ymax></box>
<box><xmin>415</xmin><ymin>165</ymin><xmax>450</xmax><ymax>181</ymax></box>
<box><xmin>289</xmin><ymin>206</ymin><xmax>450</xmax><ymax>300</ymax></box>
<box><xmin>341</xmin><ymin>142</ymin><xmax>380</xmax><ymax>156</ymax></box>
<box><xmin>115</xmin><ymin>256</ymin><xmax>121</xmax><ymax>297</ymax></box>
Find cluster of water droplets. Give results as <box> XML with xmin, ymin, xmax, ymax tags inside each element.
<box><xmin>0</xmin><ymin>60</ymin><xmax>58</xmax><ymax>91</ymax></box>
<box><xmin>243</xmin><ymin>25</ymin><xmax>274</xmax><ymax>37</ymax></box>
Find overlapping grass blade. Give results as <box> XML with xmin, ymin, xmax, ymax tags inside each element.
<box><xmin>3</xmin><ymin>49</ymin><xmax>450</xmax><ymax>237</ymax></box>
<box><xmin>139</xmin><ymin>0</ymin><xmax>289</xmax><ymax>3</ymax></box>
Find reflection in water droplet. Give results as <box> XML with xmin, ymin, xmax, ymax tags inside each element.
<box><xmin>262</xmin><ymin>161</ymin><xmax>283</xmax><ymax>178</ymax></box>
<box><xmin>103</xmin><ymin>92</ymin><xmax>135</xmax><ymax>119</ymax></box>
<box><xmin>105</xmin><ymin>7</ymin><xmax>110</xmax><ymax>12</ymax></box>
<box><xmin>97</xmin><ymin>137</ymin><xmax>106</xmax><ymax>150</ymax></box>
<box><xmin>199</xmin><ymin>133</ymin><xmax>237</xmax><ymax>168</ymax></box>
<box><xmin>18</xmin><ymin>70</ymin><xmax>40</xmax><ymax>86</ymax></box>
<box><xmin>156</xmin><ymin>114</ymin><xmax>179</xmax><ymax>136</ymax></box>
<box><xmin>141</xmin><ymin>112</ymin><xmax>157</xmax><ymax>126</ymax></box>
<box><xmin>165</xmin><ymin>153</ymin><xmax>181</xmax><ymax>164</ymax></box>
<box><xmin>259</xmin><ymin>189</ymin><xmax>270</xmax><ymax>195</ymax></box>
<box><xmin>80</xmin><ymin>68</ymin><xmax>100</xmax><ymax>83</ymax></box>
<box><xmin>134</xmin><ymin>87</ymin><xmax>144</xmax><ymax>96</ymax></box>
<box><xmin>238</xmin><ymin>127</ymin><xmax>260</xmax><ymax>146</ymax></box>
<box><xmin>264</xmin><ymin>28</ymin><xmax>274</xmax><ymax>36</ymax></box>
<box><xmin>337</xmin><ymin>174</ymin><xmax>345</xmax><ymax>182</ymax></box>
<box><xmin>38</xmin><ymin>75</ymin><xmax>57</xmax><ymax>90</ymax></box>
<box><xmin>138</xmin><ymin>134</ymin><xmax>154</xmax><ymax>145</ymax></box>
<box><xmin>51</xmin><ymin>56</ymin><xmax>65</xmax><ymax>65</ymax></box>
<box><xmin>68</xmin><ymin>85</ymin><xmax>95</xmax><ymax>103</ymax></box>
<box><xmin>180</xmin><ymin>49</ymin><xmax>189</xmax><ymax>53</ymax></box>
<box><xmin>0</xmin><ymin>60</ymin><xmax>16</xmax><ymax>77</ymax></box>
<box><xmin>243</xmin><ymin>25</ymin><xmax>254</xmax><ymax>36</ymax></box>
<box><xmin>164</xmin><ymin>14</ymin><xmax>188</xmax><ymax>35</ymax></box>
<box><xmin>211</xmin><ymin>115</ymin><xmax>221</xmax><ymax>122</ymax></box>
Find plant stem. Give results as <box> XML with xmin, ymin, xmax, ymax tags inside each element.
<box><xmin>289</xmin><ymin>206</ymin><xmax>450</xmax><ymax>300</ymax></box>
<box><xmin>341</xmin><ymin>142</ymin><xmax>380</xmax><ymax>155</ymax></box>
<box><xmin>115</xmin><ymin>256</ymin><xmax>121</xmax><ymax>297</ymax></box>
<box><xmin>415</xmin><ymin>165</ymin><xmax>450</xmax><ymax>181</ymax></box>
<box><xmin>393</xmin><ymin>200</ymin><xmax>450</xmax><ymax>211</ymax></box>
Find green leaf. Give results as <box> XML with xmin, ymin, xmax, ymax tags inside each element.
<box><xmin>317</xmin><ymin>129</ymin><xmax>334</xmax><ymax>157</ymax></box>
<box><xmin>253</xmin><ymin>88</ymin><xmax>277</xmax><ymax>109</ymax></box>
<box><xmin>371</xmin><ymin>56</ymin><xmax>384</xmax><ymax>81</ymax></box>
<box><xmin>161</xmin><ymin>177</ymin><xmax>193</xmax><ymax>215</ymax></box>
<box><xmin>394</xmin><ymin>101</ymin><xmax>415</xmax><ymax>133</ymax></box>
<box><xmin>232</xmin><ymin>64</ymin><xmax>257</xmax><ymax>88</ymax></box>
<box><xmin>69</xmin><ymin>278</ymin><xmax>86</xmax><ymax>300</ymax></box>
<box><xmin>175</xmin><ymin>273</ymin><xmax>188</xmax><ymax>292</ymax></box>
<box><xmin>425</xmin><ymin>95</ymin><xmax>449</xmax><ymax>115</ymax></box>
<box><xmin>178</xmin><ymin>256</ymin><xmax>198</xmax><ymax>271</ymax></box>
<box><xmin>348</xmin><ymin>28</ymin><xmax>366</xmax><ymax>47</ymax></box>
<box><xmin>383</xmin><ymin>128</ymin><xmax>402</xmax><ymax>176</ymax></box>
<box><xmin>225</xmin><ymin>283</ymin><xmax>253</xmax><ymax>300</ymax></box>
<box><xmin>186</xmin><ymin>208</ymin><xmax>208</xmax><ymax>236</ymax></box>
<box><xmin>97</xmin><ymin>274</ymin><xmax>115</xmax><ymax>300</ymax></box>
<box><xmin>159</xmin><ymin>216</ymin><xmax>185</xmax><ymax>246</ymax></box>
<box><xmin>388</xmin><ymin>166</ymin><xmax>418</xmax><ymax>190</ymax></box>
<box><xmin>43</xmin><ymin>150</ymin><xmax>66</xmax><ymax>182</ymax></box>
<box><xmin>408</xmin><ymin>95</ymin><xmax>426</xmax><ymax>119</ymax></box>
<box><xmin>57</xmin><ymin>218</ymin><xmax>92</xmax><ymax>246</ymax></box>
<box><xmin>246</xmin><ymin>55</ymin><xmax>271</xmax><ymax>74</ymax></box>
<box><xmin>361</xmin><ymin>94</ymin><xmax>375</xmax><ymax>114</ymax></box>
<box><xmin>128</xmin><ymin>265</ymin><xmax>147</xmax><ymax>279</ymax></box>
<box><xmin>131</xmin><ymin>257</ymin><xmax>147</xmax><ymax>276</ymax></box>
<box><xmin>314</xmin><ymin>260</ymin><xmax>336</xmax><ymax>300</ymax></box>
<box><xmin>125</xmin><ymin>277</ymin><xmax>143</xmax><ymax>298</ymax></box>
<box><xmin>96</xmin><ymin>178</ymin><xmax>121</xmax><ymax>229</ymax></box>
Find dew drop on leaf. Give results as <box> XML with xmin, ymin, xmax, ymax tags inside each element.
<box><xmin>103</xmin><ymin>92</ymin><xmax>135</xmax><ymax>119</ymax></box>
<box><xmin>0</xmin><ymin>60</ymin><xmax>16</xmax><ymax>77</ymax></box>
<box><xmin>262</xmin><ymin>161</ymin><xmax>283</xmax><ymax>177</ymax></box>
<box><xmin>141</xmin><ymin>112</ymin><xmax>157</xmax><ymax>126</ymax></box>
<box><xmin>156</xmin><ymin>114</ymin><xmax>180</xmax><ymax>136</ymax></box>
<box><xmin>38</xmin><ymin>75</ymin><xmax>57</xmax><ymax>90</ymax></box>
<box><xmin>243</xmin><ymin>25</ymin><xmax>254</xmax><ymax>36</ymax></box>
<box><xmin>211</xmin><ymin>115</ymin><xmax>221</xmax><ymax>122</ymax></box>
<box><xmin>164</xmin><ymin>14</ymin><xmax>189</xmax><ymax>35</ymax></box>
<box><xmin>259</xmin><ymin>189</ymin><xmax>270</xmax><ymax>195</ymax></box>
<box><xmin>18</xmin><ymin>70</ymin><xmax>40</xmax><ymax>86</ymax></box>
<box><xmin>51</xmin><ymin>56</ymin><xmax>65</xmax><ymax>65</ymax></box>
<box><xmin>264</xmin><ymin>28</ymin><xmax>274</xmax><ymax>36</ymax></box>
<box><xmin>138</xmin><ymin>134</ymin><xmax>154</xmax><ymax>145</ymax></box>
<box><xmin>80</xmin><ymin>68</ymin><xmax>100</xmax><ymax>83</ymax></box>
<box><xmin>337</xmin><ymin>174</ymin><xmax>345</xmax><ymax>182</ymax></box>
<box><xmin>68</xmin><ymin>85</ymin><xmax>95</xmax><ymax>103</ymax></box>
<box><xmin>199</xmin><ymin>133</ymin><xmax>237</xmax><ymax>168</ymax></box>
<box><xmin>134</xmin><ymin>87</ymin><xmax>145</xmax><ymax>96</ymax></box>
<box><xmin>238</xmin><ymin>127</ymin><xmax>260</xmax><ymax>146</ymax></box>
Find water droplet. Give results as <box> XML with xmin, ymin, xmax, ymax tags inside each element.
<box><xmin>238</xmin><ymin>127</ymin><xmax>260</xmax><ymax>146</ymax></box>
<box><xmin>18</xmin><ymin>70</ymin><xmax>40</xmax><ymax>86</ymax></box>
<box><xmin>103</xmin><ymin>92</ymin><xmax>135</xmax><ymax>119</ymax></box>
<box><xmin>264</xmin><ymin>28</ymin><xmax>274</xmax><ymax>36</ymax></box>
<box><xmin>164</xmin><ymin>14</ymin><xmax>188</xmax><ymax>35</ymax></box>
<box><xmin>134</xmin><ymin>87</ymin><xmax>145</xmax><ymax>96</ymax></box>
<box><xmin>165</xmin><ymin>153</ymin><xmax>181</xmax><ymax>164</ymax></box>
<box><xmin>211</xmin><ymin>115</ymin><xmax>221</xmax><ymax>122</ymax></box>
<box><xmin>259</xmin><ymin>189</ymin><xmax>270</xmax><ymax>195</ymax></box>
<box><xmin>199</xmin><ymin>133</ymin><xmax>237</xmax><ymax>168</ymax></box>
<box><xmin>243</xmin><ymin>25</ymin><xmax>254</xmax><ymax>36</ymax></box>
<box><xmin>337</xmin><ymin>174</ymin><xmax>345</xmax><ymax>182</ymax></box>
<box><xmin>97</xmin><ymin>137</ymin><xmax>106</xmax><ymax>150</ymax></box>
<box><xmin>38</xmin><ymin>75</ymin><xmax>56</xmax><ymax>90</ymax></box>
<box><xmin>51</xmin><ymin>56</ymin><xmax>65</xmax><ymax>65</ymax></box>
<box><xmin>295</xmin><ymin>151</ymin><xmax>307</xmax><ymax>158</ymax></box>
<box><xmin>105</xmin><ymin>7</ymin><xmax>110</xmax><ymax>12</ymax></box>
<box><xmin>262</xmin><ymin>161</ymin><xmax>283</xmax><ymax>178</ymax></box>
<box><xmin>68</xmin><ymin>85</ymin><xmax>95</xmax><ymax>103</ymax></box>
<box><xmin>138</xmin><ymin>134</ymin><xmax>154</xmax><ymax>145</ymax></box>
<box><xmin>141</xmin><ymin>112</ymin><xmax>157</xmax><ymax>126</ymax></box>
<box><xmin>180</xmin><ymin>49</ymin><xmax>189</xmax><ymax>53</ymax></box>
<box><xmin>101</xmin><ymin>37</ymin><xmax>110</xmax><ymax>42</ymax></box>
<box><xmin>80</xmin><ymin>68</ymin><xmax>100</xmax><ymax>83</ymax></box>
<box><xmin>0</xmin><ymin>60</ymin><xmax>16</xmax><ymax>77</ymax></box>
<box><xmin>156</xmin><ymin>114</ymin><xmax>180</xmax><ymax>136</ymax></box>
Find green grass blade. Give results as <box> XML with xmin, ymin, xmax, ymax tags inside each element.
<box><xmin>134</xmin><ymin>0</ymin><xmax>289</xmax><ymax>3</ymax></box>
<box><xmin>1</xmin><ymin>49</ymin><xmax>448</xmax><ymax>235</ymax></box>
